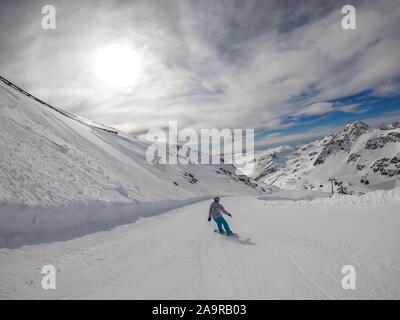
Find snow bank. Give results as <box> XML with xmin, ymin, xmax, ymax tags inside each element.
<box><xmin>257</xmin><ymin>189</ymin><xmax>329</xmax><ymax>202</ymax></box>
<box><xmin>257</xmin><ymin>187</ymin><xmax>400</xmax><ymax>207</ymax></box>
<box><xmin>0</xmin><ymin>196</ymin><xmax>216</xmax><ymax>236</ymax></box>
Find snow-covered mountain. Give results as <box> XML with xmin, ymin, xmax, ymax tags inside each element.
<box><xmin>0</xmin><ymin>78</ymin><xmax>270</xmax><ymax>235</ymax></box>
<box><xmin>1</xmin><ymin>77</ymin><xmax>400</xmax><ymax>300</ymax></box>
<box><xmin>250</xmin><ymin>121</ymin><xmax>400</xmax><ymax>194</ymax></box>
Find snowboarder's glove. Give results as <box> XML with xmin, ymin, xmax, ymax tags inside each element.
<box><xmin>227</xmin><ymin>213</ymin><xmax>232</xmax><ymax>217</ymax></box>
<box><xmin>208</xmin><ymin>217</ymin><xmax>211</xmax><ymax>222</ymax></box>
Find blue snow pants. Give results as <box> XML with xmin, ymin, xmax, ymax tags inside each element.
<box><xmin>213</xmin><ymin>216</ymin><xmax>231</xmax><ymax>234</ymax></box>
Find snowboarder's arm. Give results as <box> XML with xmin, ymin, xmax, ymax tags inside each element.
<box><xmin>220</xmin><ymin>205</ymin><xmax>230</xmax><ymax>216</ymax></box>
<box><xmin>209</xmin><ymin>205</ymin><xmax>212</xmax><ymax>218</ymax></box>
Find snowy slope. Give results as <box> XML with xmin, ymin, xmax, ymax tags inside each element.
<box><xmin>0</xmin><ymin>79</ymin><xmax>270</xmax><ymax>235</ymax></box>
<box><xmin>1</xmin><ymin>190</ymin><xmax>399</xmax><ymax>299</ymax></box>
<box><xmin>1</xmin><ymin>77</ymin><xmax>399</xmax><ymax>300</ymax></box>
<box><xmin>250</xmin><ymin>121</ymin><xmax>400</xmax><ymax>194</ymax></box>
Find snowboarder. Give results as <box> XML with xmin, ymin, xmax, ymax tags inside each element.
<box><xmin>208</xmin><ymin>196</ymin><xmax>233</xmax><ymax>235</ymax></box>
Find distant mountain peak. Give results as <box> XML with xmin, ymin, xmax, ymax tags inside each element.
<box><xmin>342</xmin><ymin>121</ymin><xmax>370</xmax><ymax>137</ymax></box>
<box><xmin>312</xmin><ymin>121</ymin><xmax>370</xmax><ymax>166</ymax></box>
<box><xmin>344</xmin><ymin>120</ymin><xmax>369</xmax><ymax>131</ymax></box>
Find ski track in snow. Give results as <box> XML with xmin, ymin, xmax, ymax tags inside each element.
<box><xmin>1</xmin><ymin>194</ymin><xmax>400</xmax><ymax>299</ymax></box>
<box><xmin>283</xmin><ymin>246</ymin><xmax>332</xmax><ymax>299</ymax></box>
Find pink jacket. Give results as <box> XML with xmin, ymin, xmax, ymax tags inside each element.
<box><xmin>209</xmin><ymin>202</ymin><xmax>229</xmax><ymax>219</ymax></box>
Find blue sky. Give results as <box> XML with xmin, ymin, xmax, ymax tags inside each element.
<box><xmin>0</xmin><ymin>0</ymin><xmax>399</xmax><ymax>150</ymax></box>
<box><xmin>255</xmin><ymin>91</ymin><xmax>400</xmax><ymax>148</ymax></box>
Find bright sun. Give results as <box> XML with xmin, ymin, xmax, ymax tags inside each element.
<box><xmin>92</xmin><ymin>44</ymin><xmax>141</xmax><ymax>88</ymax></box>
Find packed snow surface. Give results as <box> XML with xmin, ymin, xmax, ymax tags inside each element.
<box><xmin>1</xmin><ymin>190</ymin><xmax>399</xmax><ymax>299</ymax></box>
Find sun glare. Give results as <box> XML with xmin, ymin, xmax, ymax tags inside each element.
<box><xmin>92</xmin><ymin>44</ymin><xmax>141</xmax><ymax>88</ymax></box>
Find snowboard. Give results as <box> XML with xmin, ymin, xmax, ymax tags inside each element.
<box><xmin>214</xmin><ymin>229</ymin><xmax>238</xmax><ymax>237</ymax></box>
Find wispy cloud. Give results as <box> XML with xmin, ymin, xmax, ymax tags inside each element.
<box><xmin>255</xmin><ymin>126</ymin><xmax>339</xmax><ymax>149</ymax></box>
<box><xmin>295</xmin><ymin>102</ymin><xmax>334</xmax><ymax>116</ymax></box>
<box><xmin>0</xmin><ymin>0</ymin><xmax>399</xmax><ymax>137</ymax></box>
<box><xmin>295</xmin><ymin>102</ymin><xmax>368</xmax><ymax>116</ymax></box>
<box><xmin>362</xmin><ymin>110</ymin><xmax>400</xmax><ymax>127</ymax></box>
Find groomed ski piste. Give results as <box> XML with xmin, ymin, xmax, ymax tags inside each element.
<box><xmin>1</xmin><ymin>78</ymin><xmax>400</xmax><ymax>299</ymax></box>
